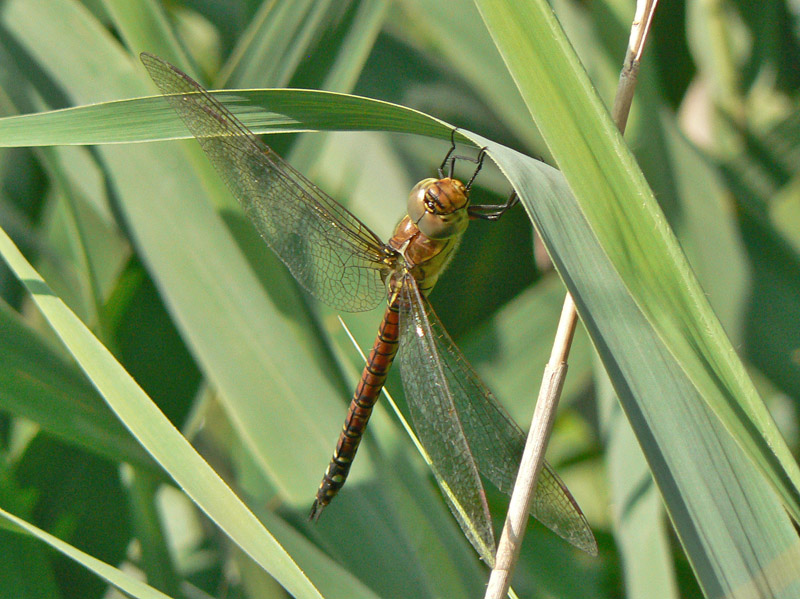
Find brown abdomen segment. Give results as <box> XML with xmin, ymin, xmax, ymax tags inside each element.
<box><xmin>309</xmin><ymin>298</ymin><xmax>400</xmax><ymax>519</ymax></box>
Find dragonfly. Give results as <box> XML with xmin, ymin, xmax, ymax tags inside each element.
<box><xmin>140</xmin><ymin>52</ymin><xmax>597</xmax><ymax>557</ymax></box>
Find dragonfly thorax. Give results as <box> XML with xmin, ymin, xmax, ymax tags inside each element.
<box><xmin>407</xmin><ymin>178</ymin><xmax>469</xmax><ymax>240</ymax></box>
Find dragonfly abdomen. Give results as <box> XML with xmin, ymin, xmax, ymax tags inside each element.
<box><xmin>309</xmin><ymin>298</ymin><xmax>401</xmax><ymax>520</ymax></box>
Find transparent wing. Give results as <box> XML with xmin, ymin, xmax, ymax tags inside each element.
<box><xmin>397</xmin><ymin>275</ymin><xmax>497</xmax><ymax>561</ymax></box>
<box><xmin>399</xmin><ymin>277</ymin><xmax>597</xmax><ymax>555</ymax></box>
<box><xmin>141</xmin><ymin>53</ymin><xmax>390</xmax><ymax>312</ymax></box>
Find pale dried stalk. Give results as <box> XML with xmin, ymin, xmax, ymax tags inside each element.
<box><xmin>483</xmin><ymin>2</ymin><xmax>659</xmax><ymax>597</ymax></box>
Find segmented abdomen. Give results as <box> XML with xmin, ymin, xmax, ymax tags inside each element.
<box><xmin>309</xmin><ymin>297</ymin><xmax>400</xmax><ymax>519</ymax></box>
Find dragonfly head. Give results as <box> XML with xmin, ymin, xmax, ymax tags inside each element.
<box><xmin>407</xmin><ymin>178</ymin><xmax>470</xmax><ymax>240</ymax></box>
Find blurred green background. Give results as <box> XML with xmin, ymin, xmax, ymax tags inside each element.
<box><xmin>0</xmin><ymin>0</ymin><xmax>799</xmax><ymax>598</ymax></box>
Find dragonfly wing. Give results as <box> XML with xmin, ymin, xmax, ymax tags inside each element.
<box><xmin>397</xmin><ymin>276</ymin><xmax>497</xmax><ymax>561</ymax></box>
<box><xmin>141</xmin><ymin>53</ymin><xmax>389</xmax><ymax>313</ymax></box>
<box><xmin>404</xmin><ymin>285</ymin><xmax>598</xmax><ymax>555</ymax></box>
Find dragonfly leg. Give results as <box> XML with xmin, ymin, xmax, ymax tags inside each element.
<box><xmin>436</xmin><ymin>135</ymin><xmax>519</xmax><ymax>220</ymax></box>
<box><xmin>437</xmin><ymin>127</ymin><xmax>491</xmax><ymax>184</ymax></box>
<box><xmin>438</xmin><ymin>128</ymin><xmax>459</xmax><ymax>179</ymax></box>
<box><xmin>467</xmin><ymin>190</ymin><xmax>519</xmax><ymax>221</ymax></box>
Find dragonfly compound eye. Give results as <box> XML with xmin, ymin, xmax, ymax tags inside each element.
<box><xmin>407</xmin><ymin>178</ymin><xmax>470</xmax><ymax>240</ymax></box>
<box><xmin>424</xmin><ymin>191</ymin><xmax>439</xmax><ymax>214</ymax></box>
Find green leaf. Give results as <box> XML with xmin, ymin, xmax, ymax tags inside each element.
<box><xmin>0</xmin><ymin>89</ymin><xmax>451</xmax><ymax>147</ymax></box>
<box><xmin>472</xmin><ymin>0</ymin><xmax>800</xmax><ymax>596</ymax></box>
<box><xmin>0</xmin><ymin>506</ymin><xmax>172</xmax><ymax>599</ymax></box>
<box><xmin>0</xmin><ymin>225</ymin><xmax>325</xmax><ymax>598</ymax></box>
<box><xmin>0</xmin><ymin>1</ymin><xmax>485</xmax><ymax>596</ymax></box>
<box><xmin>0</xmin><ymin>299</ymin><xmax>156</xmax><ymax>470</ymax></box>
<box><xmin>3</xmin><ymin>1</ymin><xmax>799</xmax><ymax>597</ymax></box>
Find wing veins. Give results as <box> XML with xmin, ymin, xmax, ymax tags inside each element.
<box><xmin>141</xmin><ymin>53</ymin><xmax>389</xmax><ymax>312</ymax></box>
<box><xmin>408</xmin><ymin>286</ymin><xmax>597</xmax><ymax>554</ymax></box>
